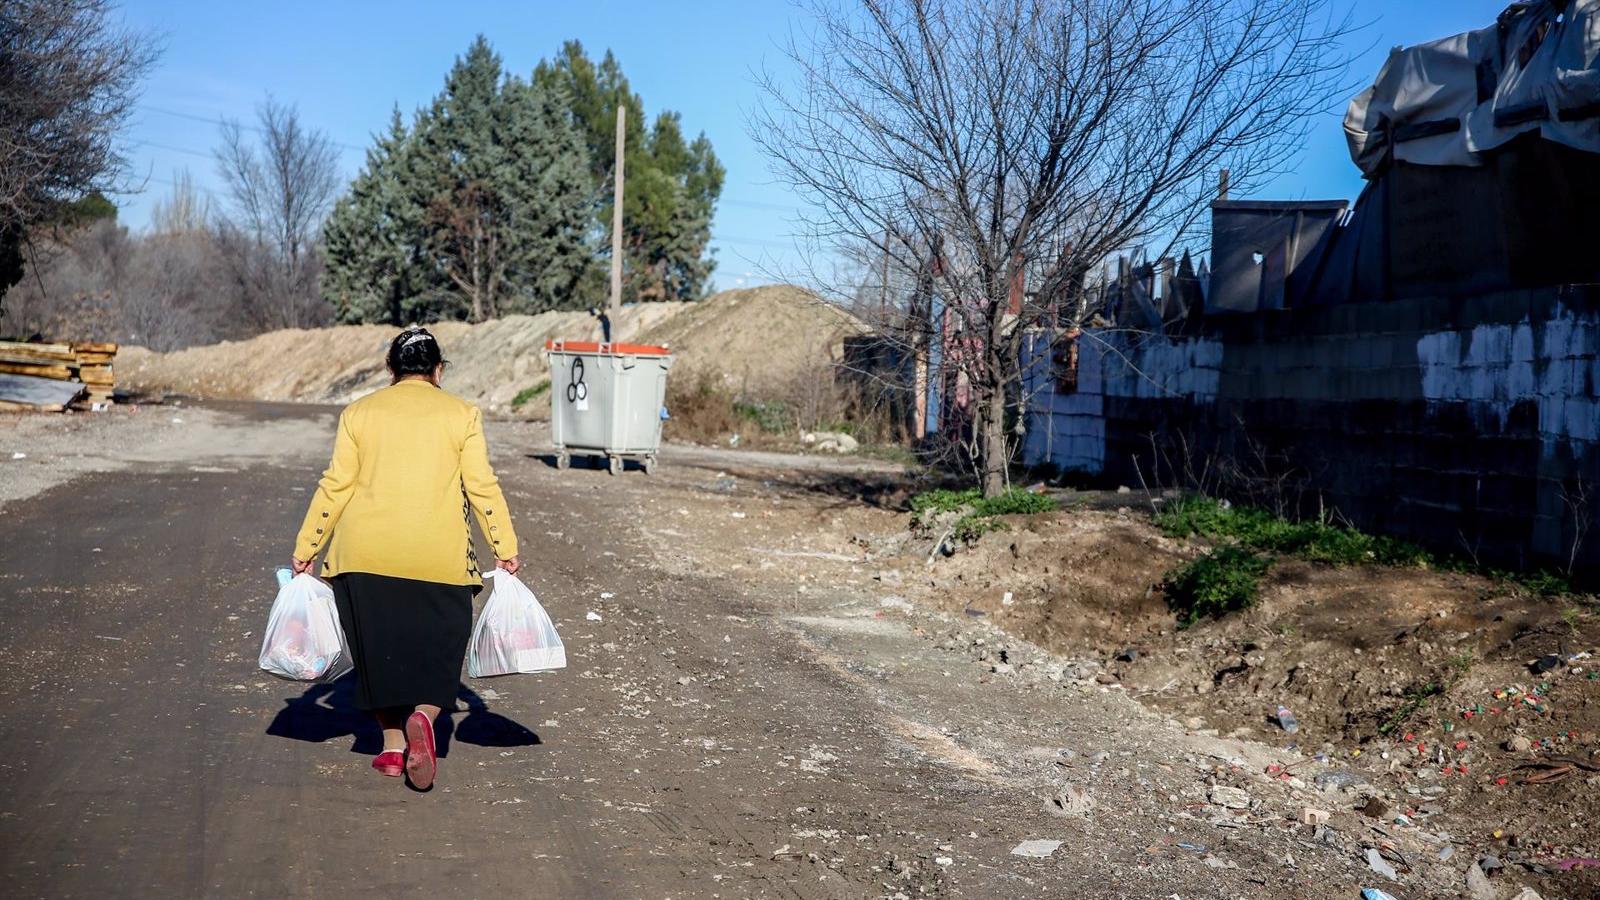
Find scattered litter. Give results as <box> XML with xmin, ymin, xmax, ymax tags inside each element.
<box><xmin>1315</xmin><ymin>771</ymin><xmax>1366</xmax><ymax>791</ymax></box>
<box><xmin>1364</xmin><ymin>848</ymin><xmax>1397</xmax><ymax>881</ymax></box>
<box><xmin>963</xmin><ymin>608</ymin><xmax>986</xmax><ymax>617</ymax></box>
<box><xmin>730</xmin><ymin>512</ymin><xmax>747</xmax><ymax>519</ymax></box>
<box><xmin>1509</xmin><ymin>889</ymin><xmax>1544</xmax><ymax>900</ymax></box>
<box><xmin>171</xmin><ymin>417</ymin><xmax>183</xmax><ymax>424</ymax></box>
<box><xmin>1360</xmin><ymin>890</ymin><xmax>1399</xmax><ymax>900</ymax></box>
<box><xmin>586</xmin><ymin>611</ymin><xmax>603</xmax><ymax>622</ymax></box>
<box><xmin>477</xmin><ymin>688</ymin><xmax>502</xmax><ymax>700</ymax></box>
<box><xmin>1554</xmin><ymin>857</ymin><xmax>1600</xmax><ymax>871</ymax></box>
<box><xmin>93</xmin><ymin>635</ymin><xmax>125</xmax><ymax>642</ymax></box>
<box><xmin>1530</xmin><ymin>654</ymin><xmax>1562</xmax><ymax>675</ymax></box>
<box><xmin>1274</xmin><ymin>705</ymin><xmax>1299</xmax><ymax>733</ymax></box>
<box><xmin>1001</xmin><ymin>591</ymin><xmax>1014</xmax><ymax>606</ymax></box>
<box><xmin>599</xmin><ymin>592</ymin><xmax>615</xmax><ymax>600</ymax></box>
<box><xmin>934</xmin><ymin>856</ymin><xmax>953</xmax><ymax>867</ymax></box>
<box><xmin>1010</xmin><ymin>839</ymin><xmax>1062</xmax><ymax>858</ymax></box>
<box><xmin>1116</xmin><ymin>648</ymin><xmax>1138</xmax><ymax>663</ymax></box>
<box><xmin>879</xmin><ymin>596</ymin><xmax>913</xmax><ymax>612</ymax></box>
<box><xmin>9</xmin><ymin>452</ymin><xmax>24</xmax><ymax>460</ymax></box>
<box><xmin>1176</xmin><ymin>842</ymin><xmax>1206</xmax><ymax>853</ymax></box>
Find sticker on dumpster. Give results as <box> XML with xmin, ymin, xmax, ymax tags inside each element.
<box><xmin>566</xmin><ymin>357</ymin><xmax>589</xmax><ymax>411</ymax></box>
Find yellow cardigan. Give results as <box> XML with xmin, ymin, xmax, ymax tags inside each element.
<box><xmin>293</xmin><ymin>380</ymin><xmax>519</xmax><ymax>586</ymax></box>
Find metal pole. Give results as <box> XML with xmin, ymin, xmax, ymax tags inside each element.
<box><xmin>609</xmin><ymin>103</ymin><xmax>625</xmax><ymax>341</ymax></box>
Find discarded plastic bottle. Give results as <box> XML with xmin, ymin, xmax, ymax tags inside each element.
<box><xmin>275</xmin><ymin>566</ymin><xmax>294</xmax><ymax>588</ymax></box>
<box><xmin>1275</xmin><ymin>705</ymin><xmax>1299</xmax><ymax>733</ymax></box>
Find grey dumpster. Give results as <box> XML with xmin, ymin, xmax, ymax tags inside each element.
<box><xmin>545</xmin><ymin>339</ymin><xmax>673</xmax><ymax>475</ymax></box>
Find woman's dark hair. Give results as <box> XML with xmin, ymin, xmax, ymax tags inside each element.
<box><xmin>387</xmin><ymin>328</ymin><xmax>445</xmax><ymax>380</ymax></box>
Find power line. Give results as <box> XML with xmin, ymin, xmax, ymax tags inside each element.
<box><xmin>140</xmin><ymin>104</ymin><xmax>368</xmax><ymax>152</ymax></box>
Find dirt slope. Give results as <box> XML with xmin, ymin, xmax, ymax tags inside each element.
<box><xmin>638</xmin><ymin>285</ymin><xmax>866</xmax><ymax>396</ymax></box>
<box><xmin>119</xmin><ymin>303</ymin><xmax>684</xmax><ymax>412</ymax></box>
<box><xmin>120</xmin><ymin>285</ymin><xmax>864</xmax><ymax>413</ymax></box>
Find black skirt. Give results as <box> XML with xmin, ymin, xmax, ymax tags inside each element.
<box><xmin>331</xmin><ymin>573</ymin><xmax>475</xmax><ymax>711</ymax></box>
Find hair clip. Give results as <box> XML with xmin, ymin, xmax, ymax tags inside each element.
<box><xmin>401</xmin><ymin>331</ymin><xmax>434</xmax><ymax>348</ymax></box>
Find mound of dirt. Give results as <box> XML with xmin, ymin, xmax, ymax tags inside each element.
<box><xmin>119</xmin><ymin>304</ymin><xmax>683</xmax><ymax>411</ymax></box>
<box><xmin>888</xmin><ymin>500</ymin><xmax>1600</xmax><ymax>897</ymax></box>
<box><xmin>639</xmin><ymin>285</ymin><xmax>866</xmax><ymax>397</ymax></box>
<box><xmin>121</xmin><ymin>285</ymin><xmax>865</xmax><ymax>414</ymax></box>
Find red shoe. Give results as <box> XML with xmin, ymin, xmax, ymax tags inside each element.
<box><xmin>404</xmin><ymin>712</ymin><xmax>437</xmax><ymax>789</ymax></box>
<box><xmin>371</xmin><ymin>750</ymin><xmax>404</xmax><ymax>777</ymax></box>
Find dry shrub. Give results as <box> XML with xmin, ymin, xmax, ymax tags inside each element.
<box><xmin>663</xmin><ymin>358</ymin><xmax>901</xmax><ymax>448</ymax></box>
<box><xmin>663</xmin><ymin>369</ymin><xmax>741</xmax><ymax>444</ymax></box>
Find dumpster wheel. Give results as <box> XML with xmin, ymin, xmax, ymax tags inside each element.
<box><xmin>642</xmin><ymin>455</ymin><xmax>658</xmax><ymax>476</ymax></box>
<box><xmin>607</xmin><ymin>455</ymin><xmax>623</xmax><ymax>476</ymax></box>
<box><xmin>555</xmin><ymin>451</ymin><xmax>571</xmax><ymax>470</ymax></box>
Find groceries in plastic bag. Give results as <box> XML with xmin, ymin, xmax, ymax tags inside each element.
<box><xmin>258</xmin><ymin>569</ymin><xmax>353</xmax><ymax>682</ymax></box>
<box><xmin>468</xmin><ymin>569</ymin><xmax>566</xmax><ymax>677</ymax></box>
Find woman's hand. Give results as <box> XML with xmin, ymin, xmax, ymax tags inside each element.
<box><xmin>496</xmin><ymin>556</ymin><xmax>521</xmax><ymax>576</ymax></box>
<box><xmin>290</xmin><ymin>556</ymin><xmax>313</xmax><ymax>576</ymax></box>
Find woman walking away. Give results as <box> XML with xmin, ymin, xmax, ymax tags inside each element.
<box><xmin>289</xmin><ymin>328</ymin><xmax>521</xmax><ymax>790</ymax></box>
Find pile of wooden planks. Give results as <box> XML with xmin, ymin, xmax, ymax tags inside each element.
<box><xmin>0</xmin><ymin>340</ymin><xmax>118</xmax><ymax>411</ymax></box>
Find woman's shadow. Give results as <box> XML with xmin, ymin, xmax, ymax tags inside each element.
<box><xmin>266</xmin><ymin>677</ymin><xmax>541</xmax><ymax>758</ymax></box>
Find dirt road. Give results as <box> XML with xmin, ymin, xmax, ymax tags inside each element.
<box><xmin>0</xmin><ymin>403</ymin><xmax>1413</xmax><ymax>898</ymax></box>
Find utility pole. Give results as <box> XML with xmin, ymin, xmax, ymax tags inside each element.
<box><xmin>609</xmin><ymin>103</ymin><xmax>625</xmax><ymax>341</ymax></box>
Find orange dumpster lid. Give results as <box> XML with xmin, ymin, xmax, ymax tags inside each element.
<box><xmin>545</xmin><ymin>339</ymin><xmax>671</xmax><ymax>356</ymax></box>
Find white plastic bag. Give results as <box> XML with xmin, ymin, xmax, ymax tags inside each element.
<box><xmin>258</xmin><ymin>573</ymin><xmax>353</xmax><ymax>682</ymax></box>
<box><xmin>468</xmin><ymin>569</ymin><xmax>566</xmax><ymax>677</ymax></box>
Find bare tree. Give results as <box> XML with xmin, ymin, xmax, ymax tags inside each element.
<box><xmin>0</xmin><ymin>0</ymin><xmax>157</xmax><ymax>315</ymax></box>
<box><xmin>149</xmin><ymin>168</ymin><xmax>211</xmax><ymax>234</ymax></box>
<box><xmin>754</xmin><ymin>0</ymin><xmax>1352</xmax><ymax>495</ymax></box>
<box><xmin>213</xmin><ymin>97</ymin><xmax>340</xmax><ymax>329</ymax></box>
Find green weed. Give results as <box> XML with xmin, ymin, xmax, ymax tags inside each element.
<box><xmin>1379</xmin><ymin>682</ymin><xmax>1444</xmax><ymax>735</ymax></box>
<box><xmin>1155</xmin><ymin>495</ymin><xmax>1428</xmax><ymax>566</ymax></box>
<box><xmin>733</xmin><ymin>399</ymin><xmax>790</xmax><ymax>433</ymax></box>
<box><xmin>1163</xmin><ymin>544</ymin><xmax>1272</xmax><ymax>629</ymax></box>
<box><xmin>511</xmin><ymin>382</ymin><xmax>550</xmax><ymax>407</ymax></box>
<box><xmin>909</xmin><ymin>486</ymin><xmax>1056</xmax><ymax>541</ymax></box>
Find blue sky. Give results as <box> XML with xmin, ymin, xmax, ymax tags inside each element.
<box><xmin>113</xmin><ymin>0</ymin><xmax>1508</xmax><ymax>291</ymax></box>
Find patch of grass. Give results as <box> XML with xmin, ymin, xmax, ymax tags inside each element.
<box><xmin>733</xmin><ymin>399</ymin><xmax>790</xmax><ymax>433</ymax></box>
<box><xmin>1447</xmin><ymin>651</ymin><xmax>1476</xmax><ymax>678</ymax></box>
<box><xmin>972</xmin><ymin>488</ymin><xmax>1057</xmax><ymax>518</ymax></box>
<box><xmin>909</xmin><ymin>486</ymin><xmax>1057</xmax><ymax>542</ymax></box>
<box><xmin>1158</xmin><ymin>495</ymin><xmax>1587</xmax><ymax>597</ymax></box>
<box><xmin>1378</xmin><ymin>682</ymin><xmax>1444</xmax><ymax>735</ymax></box>
<box><xmin>1163</xmin><ymin>544</ymin><xmax>1272</xmax><ymax>629</ymax></box>
<box><xmin>1562</xmin><ymin>605</ymin><xmax>1584</xmax><ymax>635</ymax></box>
<box><xmin>1155</xmin><ymin>495</ymin><xmax>1428</xmax><ymax>566</ymax></box>
<box><xmin>910</xmin><ymin>487</ymin><xmax>982</xmax><ymax>524</ymax></box>
<box><xmin>511</xmin><ymin>381</ymin><xmax>549</xmax><ymax>408</ymax></box>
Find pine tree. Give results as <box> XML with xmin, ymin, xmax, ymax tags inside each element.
<box><xmin>324</xmin><ymin>36</ymin><xmax>593</xmax><ymax>323</ymax></box>
<box><xmin>534</xmin><ymin>41</ymin><xmax>724</xmax><ymax>304</ymax></box>
<box><xmin>322</xmin><ymin>107</ymin><xmax>431</xmax><ymax>324</ymax></box>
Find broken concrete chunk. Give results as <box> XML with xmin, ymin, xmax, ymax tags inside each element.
<box><xmin>1010</xmin><ymin>839</ymin><xmax>1062</xmax><ymax>858</ymax></box>
<box><xmin>1208</xmin><ymin>785</ymin><xmax>1250</xmax><ymax>809</ymax></box>
<box><xmin>1464</xmin><ymin>862</ymin><xmax>1496</xmax><ymax>900</ymax></box>
<box><xmin>1365</xmin><ymin>848</ymin><xmax>1398</xmax><ymax>881</ymax></box>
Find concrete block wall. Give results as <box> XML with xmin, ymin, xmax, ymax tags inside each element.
<box><xmin>1021</xmin><ymin>286</ymin><xmax>1600</xmax><ymax>575</ymax></box>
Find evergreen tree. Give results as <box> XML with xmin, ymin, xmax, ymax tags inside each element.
<box><xmin>534</xmin><ymin>41</ymin><xmax>724</xmax><ymax>303</ymax></box>
<box><xmin>323</xmin><ymin>108</ymin><xmax>431</xmax><ymax>324</ymax></box>
<box><xmin>323</xmin><ymin>36</ymin><xmax>593</xmax><ymax>323</ymax></box>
